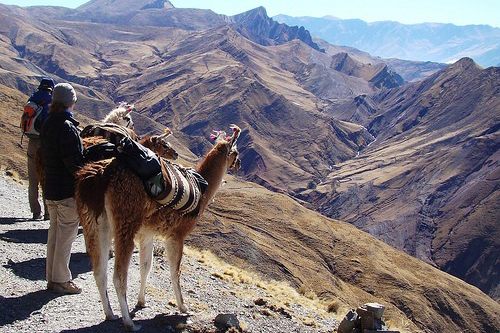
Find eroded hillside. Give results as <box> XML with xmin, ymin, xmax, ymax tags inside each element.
<box><xmin>318</xmin><ymin>58</ymin><xmax>500</xmax><ymax>298</ymax></box>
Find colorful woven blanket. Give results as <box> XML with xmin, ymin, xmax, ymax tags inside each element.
<box><xmin>146</xmin><ymin>159</ymin><xmax>206</xmax><ymax>216</ymax></box>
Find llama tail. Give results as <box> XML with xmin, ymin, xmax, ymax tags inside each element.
<box><xmin>75</xmin><ymin>159</ymin><xmax>114</xmax><ymax>228</ymax></box>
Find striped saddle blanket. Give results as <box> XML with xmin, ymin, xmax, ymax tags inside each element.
<box><xmin>145</xmin><ymin>159</ymin><xmax>207</xmax><ymax>216</ymax></box>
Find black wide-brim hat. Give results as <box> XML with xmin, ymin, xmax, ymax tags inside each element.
<box><xmin>38</xmin><ymin>77</ymin><xmax>55</xmax><ymax>90</ymax></box>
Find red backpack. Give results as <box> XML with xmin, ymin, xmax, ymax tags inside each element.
<box><xmin>21</xmin><ymin>101</ymin><xmax>41</xmax><ymax>136</ymax></box>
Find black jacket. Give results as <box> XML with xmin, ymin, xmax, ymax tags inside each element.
<box><xmin>40</xmin><ymin>111</ymin><xmax>84</xmax><ymax>200</ymax></box>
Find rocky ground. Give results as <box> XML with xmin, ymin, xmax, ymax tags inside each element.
<box><xmin>0</xmin><ymin>174</ymin><xmax>339</xmax><ymax>333</ymax></box>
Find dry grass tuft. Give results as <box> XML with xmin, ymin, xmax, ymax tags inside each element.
<box><xmin>298</xmin><ymin>284</ymin><xmax>307</xmax><ymax>295</ymax></box>
<box><xmin>211</xmin><ymin>272</ymin><xmax>224</xmax><ymax>279</ymax></box>
<box><xmin>298</xmin><ymin>284</ymin><xmax>317</xmax><ymax>300</ymax></box>
<box><xmin>1</xmin><ymin>166</ymin><xmax>23</xmax><ymax>184</ymax></box>
<box><xmin>301</xmin><ymin>316</ymin><xmax>316</xmax><ymax>327</ymax></box>
<box><xmin>238</xmin><ymin>319</ymin><xmax>248</xmax><ymax>332</ymax></box>
<box><xmin>327</xmin><ymin>300</ymin><xmax>340</xmax><ymax>313</ymax></box>
<box><xmin>385</xmin><ymin>314</ymin><xmax>415</xmax><ymax>333</ymax></box>
<box><xmin>184</xmin><ymin>246</ymin><xmax>341</xmax><ymax>322</ymax></box>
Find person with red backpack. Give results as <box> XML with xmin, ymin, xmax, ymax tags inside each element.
<box><xmin>22</xmin><ymin>77</ymin><xmax>54</xmax><ymax>220</ymax></box>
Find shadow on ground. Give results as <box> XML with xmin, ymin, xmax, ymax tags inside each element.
<box><xmin>0</xmin><ymin>290</ymin><xmax>60</xmax><ymax>326</ymax></box>
<box><xmin>3</xmin><ymin>252</ymin><xmax>92</xmax><ymax>281</ymax></box>
<box><xmin>59</xmin><ymin>313</ymin><xmax>191</xmax><ymax>333</ymax></box>
<box><xmin>0</xmin><ymin>227</ymin><xmax>82</xmax><ymax>244</ymax></box>
<box><xmin>0</xmin><ymin>217</ymin><xmax>34</xmax><ymax>225</ymax></box>
<box><xmin>0</xmin><ymin>228</ymin><xmax>48</xmax><ymax>244</ymax></box>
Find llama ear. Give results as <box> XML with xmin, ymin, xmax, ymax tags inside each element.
<box><xmin>159</xmin><ymin>127</ymin><xmax>171</xmax><ymax>139</ymax></box>
<box><xmin>227</xmin><ymin>124</ymin><xmax>240</xmax><ymax>147</ymax></box>
<box><xmin>125</xmin><ymin>104</ymin><xmax>134</xmax><ymax>115</ymax></box>
<box><xmin>211</xmin><ymin>130</ymin><xmax>227</xmax><ymax>143</ymax></box>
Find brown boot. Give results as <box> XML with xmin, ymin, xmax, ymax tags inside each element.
<box><xmin>51</xmin><ymin>281</ymin><xmax>82</xmax><ymax>294</ymax></box>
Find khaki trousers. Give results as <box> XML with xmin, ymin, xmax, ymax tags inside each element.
<box><xmin>27</xmin><ymin>138</ymin><xmax>46</xmax><ymax>215</ymax></box>
<box><xmin>46</xmin><ymin>198</ymin><xmax>80</xmax><ymax>283</ymax></box>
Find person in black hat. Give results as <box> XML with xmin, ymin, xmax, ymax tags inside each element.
<box><xmin>26</xmin><ymin>77</ymin><xmax>54</xmax><ymax>220</ymax></box>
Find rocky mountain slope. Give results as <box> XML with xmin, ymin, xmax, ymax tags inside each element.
<box><xmin>316</xmin><ymin>58</ymin><xmax>500</xmax><ymax>298</ymax></box>
<box><xmin>316</xmin><ymin>39</ymin><xmax>448</xmax><ymax>83</ymax></box>
<box><xmin>330</xmin><ymin>52</ymin><xmax>404</xmax><ymax>88</ymax></box>
<box><xmin>0</xmin><ymin>3</ymin><xmax>384</xmax><ymax>194</ymax></box>
<box><xmin>1</xmin><ymin>85</ymin><xmax>499</xmax><ymax>333</ymax></box>
<box><xmin>275</xmin><ymin>15</ymin><xmax>500</xmax><ymax>67</ymax></box>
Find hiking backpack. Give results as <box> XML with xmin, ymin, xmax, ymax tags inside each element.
<box><xmin>20</xmin><ymin>99</ymin><xmax>47</xmax><ymax>139</ymax></box>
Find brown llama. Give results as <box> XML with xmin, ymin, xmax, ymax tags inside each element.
<box><xmin>35</xmin><ymin>102</ymin><xmax>138</xmax><ymax>192</ymax></box>
<box><xmin>35</xmin><ymin>129</ymin><xmax>177</xmax><ymax>192</ymax></box>
<box><xmin>75</xmin><ymin>125</ymin><xmax>241</xmax><ymax>331</ymax></box>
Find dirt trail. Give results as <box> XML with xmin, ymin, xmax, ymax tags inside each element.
<box><xmin>0</xmin><ymin>176</ymin><xmax>338</xmax><ymax>332</ymax></box>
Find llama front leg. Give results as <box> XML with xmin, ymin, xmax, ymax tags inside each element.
<box><xmin>136</xmin><ymin>233</ymin><xmax>154</xmax><ymax>308</ymax></box>
<box><xmin>165</xmin><ymin>237</ymin><xmax>188</xmax><ymax>313</ymax></box>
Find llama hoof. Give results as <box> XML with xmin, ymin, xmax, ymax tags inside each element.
<box><xmin>179</xmin><ymin>304</ymin><xmax>188</xmax><ymax>313</ymax></box>
<box><xmin>135</xmin><ymin>301</ymin><xmax>147</xmax><ymax>309</ymax></box>
<box><xmin>125</xmin><ymin>323</ymin><xmax>142</xmax><ymax>332</ymax></box>
<box><xmin>105</xmin><ymin>314</ymin><xmax>119</xmax><ymax>321</ymax></box>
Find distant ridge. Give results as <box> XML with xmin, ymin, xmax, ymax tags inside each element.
<box><xmin>34</xmin><ymin>4</ymin><xmax>323</xmax><ymax>54</ymax></box>
<box><xmin>230</xmin><ymin>6</ymin><xmax>323</xmax><ymax>52</ymax></box>
<box><xmin>330</xmin><ymin>52</ymin><xmax>404</xmax><ymax>88</ymax></box>
<box><xmin>274</xmin><ymin>14</ymin><xmax>500</xmax><ymax>67</ymax></box>
<box><xmin>77</xmin><ymin>0</ymin><xmax>174</xmax><ymax>13</ymax></box>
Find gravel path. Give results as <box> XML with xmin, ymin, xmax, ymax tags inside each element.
<box><xmin>0</xmin><ymin>175</ymin><xmax>338</xmax><ymax>332</ymax></box>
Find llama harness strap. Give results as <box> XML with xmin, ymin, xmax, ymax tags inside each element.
<box><xmin>81</xmin><ymin>123</ymin><xmax>138</xmax><ymax>144</ymax></box>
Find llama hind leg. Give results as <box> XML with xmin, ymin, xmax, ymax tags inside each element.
<box><xmin>165</xmin><ymin>237</ymin><xmax>188</xmax><ymax>313</ymax></box>
<box><xmin>136</xmin><ymin>232</ymin><xmax>153</xmax><ymax>308</ymax></box>
<box><xmin>113</xmin><ymin>231</ymin><xmax>140</xmax><ymax>331</ymax></box>
<box><xmin>94</xmin><ymin>215</ymin><xmax>118</xmax><ymax>321</ymax></box>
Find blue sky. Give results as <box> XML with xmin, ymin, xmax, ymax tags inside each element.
<box><xmin>1</xmin><ymin>0</ymin><xmax>499</xmax><ymax>27</ymax></box>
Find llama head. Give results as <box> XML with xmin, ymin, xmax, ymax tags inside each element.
<box><xmin>150</xmin><ymin>128</ymin><xmax>178</xmax><ymax>160</ymax></box>
<box><xmin>227</xmin><ymin>125</ymin><xmax>241</xmax><ymax>171</ymax></box>
<box><xmin>104</xmin><ymin>102</ymin><xmax>135</xmax><ymax>129</ymax></box>
<box><xmin>210</xmin><ymin>125</ymin><xmax>241</xmax><ymax>172</ymax></box>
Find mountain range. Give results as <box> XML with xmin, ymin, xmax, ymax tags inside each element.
<box><xmin>315</xmin><ymin>58</ymin><xmax>499</xmax><ymax>298</ymax></box>
<box><xmin>275</xmin><ymin>14</ymin><xmax>500</xmax><ymax>67</ymax></box>
<box><xmin>0</xmin><ymin>0</ymin><xmax>498</xmax><ymax>331</ymax></box>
